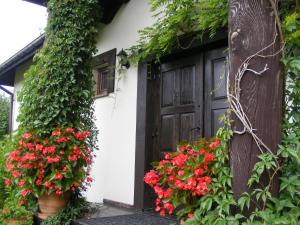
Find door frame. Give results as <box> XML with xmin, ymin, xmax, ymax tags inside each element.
<box><xmin>133</xmin><ymin>31</ymin><xmax>228</xmax><ymax>209</ymax></box>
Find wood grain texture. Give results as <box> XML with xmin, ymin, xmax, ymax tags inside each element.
<box><xmin>229</xmin><ymin>0</ymin><xmax>283</xmax><ymax>198</ymax></box>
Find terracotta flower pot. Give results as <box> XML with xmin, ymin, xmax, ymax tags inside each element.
<box><xmin>38</xmin><ymin>192</ymin><xmax>70</xmax><ymax>220</ymax></box>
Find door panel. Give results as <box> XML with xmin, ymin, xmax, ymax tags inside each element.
<box><xmin>157</xmin><ymin>55</ymin><xmax>203</xmax><ymax>159</ymax></box>
<box><xmin>180</xmin><ymin>66</ymin><xmax>195</xmax><ymax>105</ymax></box>
<box><xmin>160</xmin><ymin>115</ymin><xmax>176</xmax><ymax>152</ymax></box>
<box><xmin>204</xmin><ymin>48</ymin><xmax>228</xmax><ymax>137</ymax></box>
<box><xmin>161</xmin><ymin>70</ymin><xmax>176</xmax><ymax>107</ymax></box>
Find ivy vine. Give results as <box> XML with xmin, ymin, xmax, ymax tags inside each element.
<box><xmin>17</xmin><ymin>0</ymin><xmax>101</xmax><ymax>148</ymax></box>
<box><xmin>128</xmin><ymin>0</ymin><xmax>227</xmax><ymax>63</ymax></box>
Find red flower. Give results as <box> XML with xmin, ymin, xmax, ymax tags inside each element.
<box><xmin>19</xmin><ymin>179</ymin><xmax>26</xmax><ymax>188</ymax></box>
<box><xmin>52</xmin><ymin>130</ymin><xmax>61</xmax><ymax>136</ymax></box>
<box><xmin>163</xmin><ymin>202</ymin><xmax>174</xmax><ymax>214</ymax></box>
<box><xmin>55</xmin><ymin>190</ymin><xmax>63</xmax><ymax>195</ymax></box>
<box><xmin>22</xmin><ymin>153</ymin><xmax>37</xmax><ymax>161</ymax></box>
<box><xmin>209</xmin><ymin>138</ymin><xmax>220</xmax><ymax>150</ymax></box>
<box><xmin>180</xmin><ymin>145</ymin><xmax>186</xmax><ymax>152</ymax></box>
<box><xmin>22</xmin><ymin>133</ymin><xmax>32</xmax><ymax>139</ymax></box>
<box><xmin>21</xmin><ymin>189</ymin><xmax>32</xmax><ymax>198</ymax></box>
<box><xmin>86</xmin><ymin>177</ymin><xmax>93</xmax><ymax>183</ymax></box>
<box><xmin>65</xmin><ymin>128</ymin><xmax>74</xmax><ymax>133</ymax></box>
<box><xmin>164</xmin><ymin>153</ymin><xmax>171</xmax><ymax>160</ymax></box>
<box><xmin>154</xmin><ymin>185</ymin><xmax>164</xmax><ymax>199</ymax></box>
<box><xmin>172</xmin><ymin>154</ymin><xmax>189</xmax><ymax>168</ymax></box>
<box><xmin>204</xmin><ymin>152</ymin><xmax>215</xmax><ymax>163</ymax></box>
<box><xmin>46</xmin><ymin>156</ymin><xmax>60</xmax><ymax>163</ymax></box>
<box><xmin>12</xmin><ymin>170</ymin><xmax>21</xmax><ymax>177</ymax></box>
<box><xmin>160</xmin><ymin>210</ymin><xmax>166</xmax><ymax>217</ymax></box>
<box><xmin>5</xmin><ymin>179</ymin><xmax>11</xmax><ymax>187</ymax></box>
<box><xmin>194</xmin><ymin>168</ymin><xmax>204</xmax><ymax>176</ymax></box>
<box><xmin>144</xmin><ymin>170</ymin><xmax>159</xmax><ymax>187</ymax></box>
<box><xmin>74</xmin><ymin>131</ymin><xmax>89</xmax><ymax>141</ymax></box>
<box><xmin>163</xmin><ymin>188</ymin><xmax>173</xmax><ymax>198</ymax></box>
<box><xmin>188</xmin><ymin>213</ymin><xmax>194</xmax><ymax>218</ymax></box>
<box><xmin>177</xmin><ymin>170</ymin><xmax>185</xmax><ymax>176</ymax></box>
<box><xmin>57</xmin><ymin>136</ymin><xmax>69</xmax><ymax>143</ymax></box>
<box><xmin>175</xmin><ymin>180</ymin><xmax>185</xmax><ymax>189</ymax></box>
<box><xmin>54</xmin><ymin>173</ymin><xmax>63</xmax><ymax>180</ymax></box>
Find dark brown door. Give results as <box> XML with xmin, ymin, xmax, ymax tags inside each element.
<box><xmin>144</xmin><ymin>47</ymin><xmax>228</xmax><ymax>209</ymax></box>
<box><xmin>204</xmin><ymin>47</ymin><xmax>228</xmax><ymax>137</ymax></box>
<box><xmin>152</xmin><ymin>54</ymin><xmax>203</xmax><ymax>161</ymax></box>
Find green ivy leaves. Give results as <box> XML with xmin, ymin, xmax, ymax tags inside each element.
<box><xmin>17</xmin><ymin>0</ymin><xmax>100</xmax><ymax>149</ymax></box>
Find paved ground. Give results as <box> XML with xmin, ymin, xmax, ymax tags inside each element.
<box><xmin>73</xmin><ymin>204</ymin><xmax>178</xmax><ymax>225</ymax></box>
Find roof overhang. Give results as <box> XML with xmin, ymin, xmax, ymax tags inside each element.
<box><xmin>0</xmin><ymin>35</ymin><xmax>44</xmax><ymax>86</ymax></box>
<box><xmin>23</xmin><ymin>0</ymin><xmax>130</xmax><ymax>24</ymax></box>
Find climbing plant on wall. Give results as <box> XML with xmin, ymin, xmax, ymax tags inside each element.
<box><xmin>128</xmin><ymin>0</ymin><xmax>227</xmax><ymax>63</ymax></box>
<box><xmin>17</xmin><ymin>0</ymin><xmax>100</xmax><ymax>148</ymax></box>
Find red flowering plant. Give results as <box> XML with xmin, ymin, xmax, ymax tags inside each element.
<box><xmin>144</xmin><ymin>138</ymin><xmax>221</xmax><ymax>220</ymax></box>
<box><xmin>5</xmin><ymin>128</ymin><xmax>94</xmax><ymax>204</ymax></box>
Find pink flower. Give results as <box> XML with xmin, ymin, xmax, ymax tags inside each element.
<box><xmin>87</xmin><ymin>177</ymin><xmax>93</xmax><ymax>183</ymax></box>
<box><xmin>177</xmin><ymin>170</ymin><xmax>185</xmax><ymax>176</ymax></box>
<box><xmin>22</xmin><ymin>133</ymin><xmax>31</xmax><ymax>139</ymax></box>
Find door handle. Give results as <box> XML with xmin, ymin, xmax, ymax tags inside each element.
<box><xmin>151</xmin><ymin>128</ymin><xmax>159</xmax><ymax>138</ymax></box>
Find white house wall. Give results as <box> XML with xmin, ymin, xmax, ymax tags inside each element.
<box><xmin>12</xmin><ymin>0</ymin><xmax>154</xmax><ymax>206</ymax></box>
<box><xmin>87</xmin><ymin>0</ymin><xmax>154</xmax><ymax>205</ymax></box>
<box><xmin>13</xmin><ymin>59</ymin><xmax>32</xmax><ymax>131</ymax></box>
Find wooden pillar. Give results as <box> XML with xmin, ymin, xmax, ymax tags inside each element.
<box><xmin>228</xmin><ymin>0</ymin><xmax>283</xmax><ymax>198</ymax></box>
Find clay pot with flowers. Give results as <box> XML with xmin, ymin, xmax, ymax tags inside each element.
<box><xmin>5</xmin><ymin>128</ymin><xmax>94</xmax><ymax>219</ymax></box>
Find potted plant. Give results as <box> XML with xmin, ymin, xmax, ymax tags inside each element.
<box><xmin>5</xmin><ymin>128</ymin><xmax>94</xmax><ymax>219</ymax></box>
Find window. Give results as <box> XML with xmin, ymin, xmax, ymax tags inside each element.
<box><xmin>92</xmin><ymin>49</ymin><xmax>116</xmax><ymax>97</ymax></box>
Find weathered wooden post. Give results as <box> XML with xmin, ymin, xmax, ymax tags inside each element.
<box><xmin>228</xmin><ymin>0</ymin><xmax>283</xmax><ymax>198</ymax></box>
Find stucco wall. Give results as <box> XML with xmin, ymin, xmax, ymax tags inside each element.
<box><xmin>87</xmin><ymin>0</ymin><xmax>154</xmax><ymax>204</ymax></box>
<box><xmin>12</xmin><ymin>59</ymin><xmax>32</xmax><ymax>131</ymax></box>
<box><xmin>12</xmin><ymin>0</ymin><xmax>154</xmax><ymax>205</ymax></box>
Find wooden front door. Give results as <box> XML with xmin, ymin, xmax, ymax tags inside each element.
<box><xmin>144</xmin><ymin>47</ymin><xmax>228</xmax><ymax>209</ymax></box>
<box><xmin>152</xmin><ymin>54</ymin><xmax>203</xmax><ymax>160</ymax></box>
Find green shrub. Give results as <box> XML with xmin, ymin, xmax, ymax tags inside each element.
<box><xmin>0</xmin><ymin>93</ymin><xmax>10</xmax><ymax>139</ymax></box>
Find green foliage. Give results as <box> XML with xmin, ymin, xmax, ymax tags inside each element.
<box><xmin>128</xmin><ymin>0</ymin><xmax>227</xmax><ymax>63</ymax></box>
<box><xmin>0</xmin><ymin>93</ymin><xmax>10</xmax><ymax>139</ymax></box>
<box><xmin>182</xmin><ymin>115</ymin><xmax>243</xmax><ymax>225</ymax></box>
<box><xmin>17</xmin><ymin>0</ymin><xmax>101</xmax><ymax>149</ymax></box>
<box><xmin>0</xmin><ymin>137</ymin><xmax>15</xmax><ymax>209</ymax></box>
<box><xmin>41</xmin><ymin>196</ymin><xmax>92</xmax><ymax>225</ymax></box>
<box><xmin>0</xmin><ymin>191</ymin><xmax>34</xmax><ymax>225</ymax></box>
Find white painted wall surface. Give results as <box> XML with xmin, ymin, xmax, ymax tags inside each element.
<box><xmin>86</xmin><ymin>0</ymin><xmax>154</xmax><ymax>204</ymax></box>
<box><xmin>12</xmin><ymin>60</ymin><xmax>32</xmax><ymax>131</ymax></box>
<box><xmin>11</xmin><ymin>0</ymin><xmax>154</xmax><ymax>206</ymax></box>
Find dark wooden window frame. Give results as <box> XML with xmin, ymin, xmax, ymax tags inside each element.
<box><xmin>134</xmin><ymin>30</ymin><xmax>228</xmax><ymax>209</ymax></box>
<box><xmin>92</xmin><ymin>48</ymin><xmax>116</xmax><ymax>98</ymax></box>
